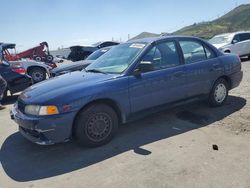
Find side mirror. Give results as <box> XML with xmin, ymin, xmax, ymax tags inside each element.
<box><xmin>232</xmin><ymin>40</ymin><xmax>238</xmax><ymax>44</ymax></box>
<box><xmin>133</xmin><ymin>61</ymin><xmax>154</xmax><ymax>76</ymax></box>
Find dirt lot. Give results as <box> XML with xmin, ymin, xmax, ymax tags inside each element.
<box><xmin>0</xmin><ymin>61</ymin><xmax>250</xmax><ymax>188</ymax></box>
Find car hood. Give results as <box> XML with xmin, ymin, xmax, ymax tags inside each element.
<box><xmin>52</xmin><ymin>60</ymin><xmax>93</xmax><ymax>73</ymax></box>
<box><xmin>211</xmin><ymin>43</ymin><xmax>228</xmax><ymax>49</ymax></box>
<box><xmin>19</xmin><ymin>71</ymin><xmax>117</xmax><ymax>104</ymax></box>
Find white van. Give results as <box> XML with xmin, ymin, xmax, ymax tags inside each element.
<box><xmin>209</xmin><ymin>31</ymin><xmax>250</xmax><ymax>58</ymax></box>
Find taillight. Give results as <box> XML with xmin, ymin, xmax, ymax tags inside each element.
<box><xmin>12</xmin><ymin>67</ymin><xmax>26</xmax><ymax>75</ymax></box>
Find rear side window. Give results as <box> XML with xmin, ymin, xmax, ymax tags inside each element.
<box><xmin>179</xmin><ymin>40</ymin><xmax>215</xmax><ymax>64</ymax></box>
<box><xmin>204</xmin><ymin>46</ymin><xmax>216</xmax><ymax>59</ymax></box>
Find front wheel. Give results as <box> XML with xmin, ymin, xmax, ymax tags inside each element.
<box><xmin>74</xmin><ymin>104</ymin><xmax>118</xmax><ymax>147</ymax></box>
<box><xmin>208</xmin><ymin>78</ymin><xmax>229</xmax><ymax>107</ymax></box>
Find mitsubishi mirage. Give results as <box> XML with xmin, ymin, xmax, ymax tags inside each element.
<box><xmin>10</xmin><ymin>36</ymin><xmax>243</xmax><ymax>147</ymax></box>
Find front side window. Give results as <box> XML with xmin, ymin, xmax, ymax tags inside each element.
<box><xmin>140</xmin><ymin>41</ymin><xmax>180</xmax><ymax>72</ymax></box>
<box><xmin>179</xmin><ymin>41</ymin><xmax>208</xmax><ymax>64</ymax></box>
<box><xmin>239</xmin><ymin>33</ymin><xmax>250</xmax><ymax>42</ymax></box>
<box><xmin>233</xmin><ymin>34</ymin><xmax>240</xmax><ymax>43</ymax></box>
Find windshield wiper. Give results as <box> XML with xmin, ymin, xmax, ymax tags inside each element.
<box><xmin>85</xmin><ymin>69</ymin><xmax>107</xmax><ymax>74</ymax></box>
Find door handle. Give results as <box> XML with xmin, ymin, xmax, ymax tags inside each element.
<box><xmin>173</xmin><ymin>71</ymin><xmax>184</xmax><ymax>77</ymax></box>
<box><xmin>210</xmin><ymin>63</ymin><xmax>221</xmax><ymax>72</ymax></box>
<box><xmin>213</xmin><ymin>63</ymin><xmax>220</xmax><ymax>68</ymax></box>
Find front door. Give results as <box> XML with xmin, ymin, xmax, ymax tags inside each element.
<box><xmin>128</xmin><ymin>40</ymin><xmax>186</xmax><ymax>113</ymax></box>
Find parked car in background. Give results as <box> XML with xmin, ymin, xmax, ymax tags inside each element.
<box><xmin>53</xmin><ymin>55</ymin><xmax>65</xmax><ymax>63</ymax></box>
<box><xmin>1</xmin><ymin>43</ymin><xmax>53</xmax><ymax>83</ymax></box>
<box><xmin>0</xmin><ymin>52</ymin><xmax>32</xmax><ymax>100</ymax></box>
<box><xmin>51</xmin><ymin>47</ymin><xmax>112</xmax><ymax>77</ymax></box>
<box><xmin>92</xmin><ymin>41</ymin><xmax>120</xmax><ymax>49</ymax></box>
<box><xmin>209</xmin><ymin>31</ymin><xmax>250</xmax><ymax>58</ymax></box>
<box><xmin>67</xmin><ymin>41</ymin><xmax>119</xmax><ymax>61</ymax></box>
<box><xmin>11</xmin><ymin>36</ymin><xmax>242</xmax><ymax>147</ymax></box>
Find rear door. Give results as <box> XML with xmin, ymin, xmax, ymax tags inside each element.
<box><xmin>128</xmin><ymin>40</ymin><xmax>187</xmax><ymax>113</ymax></box>
<box><xmin>178</xmin><ymin>39</ymin><xmax>223</xmax><ymax>97</ymax></box>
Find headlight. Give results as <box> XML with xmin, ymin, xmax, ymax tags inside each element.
<box><xmin>25</xmin><ymin>105</ymin><xmax>59</xmax><ymax>116</ymax></box>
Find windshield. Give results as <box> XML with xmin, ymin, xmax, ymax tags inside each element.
<box><xmin>86</xmin><ymin>48</ymin><xmax>110</xmax><ymax>60</ymax></box>
<box><xmin>209</xmin><ymin>35</ymin><xmax>232</xmax><ymax>44</ymax></box>
<box><xmin>85</xmin><ymin>42</ymin><xmax>147</xmax><ymax>74</ymax></box>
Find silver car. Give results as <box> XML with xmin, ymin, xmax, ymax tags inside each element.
<box><xmin>209</xmin><ymin>31</ymin><xmax>250</xmax><ymax>58</ymax></box>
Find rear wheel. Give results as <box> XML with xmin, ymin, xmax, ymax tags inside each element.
<box><xmin>29</xmin><ymin>67</ymin><xmax>46</xmax><ymax>83</ymax></box>
<box><xmin>208</xmin><ymin>78</ymin><xmax>229</xmax><ymax>107</ymax></box>
<box><xmin>74</xmin><ymin>104</ymin><xmax>118</xmax><ymax>147</ymax></box>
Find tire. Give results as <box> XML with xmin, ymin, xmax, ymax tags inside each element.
<box><xmin>29</xmin><ymin>67</ymin><xmax>46</xmax><ymax>83</ymax></box>
<box><xmin>33</xmin><ymin>56</ymin><xmax>42</xmax><ymax>62</ymax></box>
<box><xmin>46</xmin><ymin>55</ymin><xmax>54</xmax><ymax>62</ymax></box>
<box><xmin>208</xmin><ymin>78</ymin><xmax>229</xmax><ymax>107</ymax></box>
<box><xmin>224</xmin><ymin>50</ymin><xmax>230</xmax><ymax>54</ymax></box>
<box><xmin>74</xmin><ymin>104</ymin><xmax>118</xmax><ymax>147</ymax></box>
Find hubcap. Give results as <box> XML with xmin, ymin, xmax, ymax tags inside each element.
<box><xmin>85</xmin><ymin>113</ymin><xmax>112</xmax><ymax>142</ymax></box>
<box><xmin>32</xmin><ymin>71</ymin><xmax>44</xmax><ymax>82</ymax></box>
<box><xmin>214</xmin><ymin>83</ymin><xmax>227</xmax><ymax>103</ymax></box>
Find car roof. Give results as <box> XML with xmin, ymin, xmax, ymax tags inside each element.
<box><xmin>128</xmin><ymin>35</ymin><xmax>202</xmax><ymax>44</ymax></box>
<box><xmin>0</xmin><ymin>43</ymin><xmax>16</xmax><ymax>49</ymax></box>
<box><xmin>213</xmin><ymin>31</ymin><xmax>250</xmax><ymax>38</ymax></box>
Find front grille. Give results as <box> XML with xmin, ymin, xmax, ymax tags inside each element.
<box><xmin>17</xmin><ymin>100</ymin><xmax>26</xmax><ymax>114</ymax></box>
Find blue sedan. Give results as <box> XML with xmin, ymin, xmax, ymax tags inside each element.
<box><xmin>10</xmin><ymin>36</ymin><xmax>243</xmax><ymax>147</ymax></box>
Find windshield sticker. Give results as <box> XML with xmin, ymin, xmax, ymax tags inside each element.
<box><xmin>129</xmin><ymin>43</ymin><xmax>146</xmax><ymax>49</ymax></box>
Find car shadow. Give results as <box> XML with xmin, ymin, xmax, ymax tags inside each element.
<box><xmin>0</xmin><ymin>95</ymin><xmax>246</xmax><ymax>182</ymax></box>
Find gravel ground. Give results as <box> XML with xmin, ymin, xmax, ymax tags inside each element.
<box><xmin>0</xmin><ymin>61</ymin><xmax>249</xmax><ymax>188</ymax></box>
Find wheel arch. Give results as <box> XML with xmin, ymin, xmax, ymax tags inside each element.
<box><xmin>27</xmin><ymin>65</ymin><xmax>48</xmax><ymax>75</ymax></box>
<box><xmin>72</xmin><ymin>98</ymin><xmax>125</xmax><ymax>136</ymax></box>
<box><xmin>214</xmin><ymin>75</ymin><xmax>232</xmax><ymax>90</ymax></box>
<box><xmin>224</xmin><ymin>49</ymin><xmax>231</xmax><ymax>53</ymax></box>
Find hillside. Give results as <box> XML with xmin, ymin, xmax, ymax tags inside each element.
<box><xmin>129</xmin><ymin>32</ymin><xmax>160</xmax><ymax>40</ymax></box>
<box><xmin>131</xmin><ymin>4</ymin><xmax>250</xmax><ymax>40</ymax></box>
<box><xmin>173</xmin><ymin>4</ymin><xmax>250</xmax><ymax>39</ymax></box>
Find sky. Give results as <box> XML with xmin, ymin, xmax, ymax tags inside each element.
<box><xmin>0</xmin><ymin>0</ymin><xmax>250</xmax><ymax>50</ymax></box>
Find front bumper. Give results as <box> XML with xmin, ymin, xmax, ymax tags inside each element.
<box><xmin>10</xmin><ymin>103</ymin><xmax>76</xmax><ymax>145</ymax></box>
